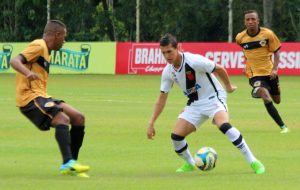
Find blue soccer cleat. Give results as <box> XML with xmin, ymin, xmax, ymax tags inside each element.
<box><xmin>60</xmin><ymin>159</ymin><xmax>90</xmax><ymax>175</ymax></box>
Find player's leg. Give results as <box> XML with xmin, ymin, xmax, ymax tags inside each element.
<box><xmin>173</xmin><ymin>104</ymin><xmax>208</xmax><ymax>173</ymax></box>
<box><xmin>270</xmin><ymin>76</ymin><xmax>281</xmax><ymax>104</ymax></box>
<box><xmin>51</xmin><ymin>111</ymin><xmax>72</xmax><ymax>164</ymax></box>
<box><xmin>214</xmin><ymin>111</ymin><xmax>265</xmax><ymax>174</ymax></box>
<box><xmin>52</xmin><ymin>112</ymin><xmax>90</xmax><ymax>175</ymax></box>
<box><xmin>20</xmin><ymin>97</ymin><xmax>89</xmax><ymax>177</ymax></box>
<box><xmin>258</xmin><ymin>88</ymin><xmax>287</xmax><ymax>131</ymax></box>
<box><xmin>21</xmin><ymin>97</ymin><xmax>74</xmax><ymax>164</ymax></box>
<box><xmin>58</xmin><ymin>102</ymin><xmax>86</xmax><ymax>160</ymax></box>
<box><xmin>269</xmin><ymin>77</ymin><xmax>289</xmax><ymax>133</ymax></box>
<box><xmin>271</xmin><ymin>95</ymin><xmax>281</xmax><ymax>104</ymax></box>
<box><xmin>171</xmin><ymin>118</ymin><xmax>196</xmax><ymax>172</ymax></box>
<box><xmin>251</xmin><ymin>77</ymin><xmax>287</xmax><ymax>132</ymax></box>
<box><xmin>214</xmin><ymin>110</ymin><xmax>256</xmax><ymax>164</ymax></box>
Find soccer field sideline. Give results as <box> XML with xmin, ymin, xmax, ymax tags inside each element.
<box><xmin>0</xmin><ymin>74</ymin><xmax>299</xmax><ymax>190</ymax></box>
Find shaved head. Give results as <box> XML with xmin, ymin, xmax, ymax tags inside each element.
<box><xmin>44</xmin><ymin>20</ymin><xmax>66</xmax><ymax>35</ymax></box>
<box><xmin>43</xmin><ymin>20</ymin><xmax>67</xmax><ymax>50</ymax></box>
<box><xmin>244</xmin><ymin>10</ymin><xmax>259</xmax><ymax>18</ymax></box>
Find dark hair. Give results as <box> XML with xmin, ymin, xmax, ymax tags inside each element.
<box><xmin>244</xmin><ymin>10</ymin><xmax>259</xmax><ymax>17</ymax></box>
<box><xmin>44</xmin><ymin>20</ymin><xmax>66</xmax><ymax>34</ymax></box>
<box><xmin>159</xmin><ymin>33</ymin><xmax>178</xmax><ymax>48</ymax></box>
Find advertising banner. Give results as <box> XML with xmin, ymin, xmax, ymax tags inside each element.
<box><xmin>115</xmin><ymin>42</ymin><xmax>300</xmax><ymax>75</ymax></box>
<box><xmin>0</xmin><ymin>44</ymin><xmax>14</xmax><ymax>72</ymax></box>
<box><xmin>0</xmin><ymin>42</ymin><xmax>116</xmax><ymax>74</ymax></box>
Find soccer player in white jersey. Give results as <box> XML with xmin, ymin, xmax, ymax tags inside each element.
<box><xmin>147</xmin><ymin>33</ymin><xmax>265</xmax><ymax>174</ymax></box>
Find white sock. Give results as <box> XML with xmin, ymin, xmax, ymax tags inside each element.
<box><xmin>225</xmin><ymin>127</ymin><xmax>256</xmax><ymax>164</ymax></box>
<box><xmin>172</xmin><ymin>138</ymin><xmax>195</xmax><ymax>165</ymax></box>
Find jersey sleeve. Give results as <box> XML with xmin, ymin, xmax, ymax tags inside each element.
<box><xmin>21</xmin><ymin>41</ymin><xmax>44</xmax><ymax>63</ymax></box>
<box><xmin>191</xmin><ymin>54</ymin><xmax>216</xmax><ymax>73</ymax></box>
<box><xmin>268</xmin><ymin>30</ymin><xmax>281</xmax><ymax>52</ymax></box>
<box><xmin>160</xmin><ymin>66</ymin><xmax>173</xmax><ymax>93</ymax></box>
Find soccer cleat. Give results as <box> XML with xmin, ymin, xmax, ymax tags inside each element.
<box><xmin>60</xmin><ymin>159</ymin><xmax>90</xmax><ymax>175</ymax></box>
<box><xmin>251</xmin><ymin>160</ymin><xmax>265</xmax><ymax>174</ymax></box>
<box><xmin>280</xmin><ymin>127</ymin><xmax>290</xmax><ymax>134</ymax></box>
<box><xmin>176</xmin><ymin>162</ymin><xmax>195</xmax><ymax>173</ymax></box>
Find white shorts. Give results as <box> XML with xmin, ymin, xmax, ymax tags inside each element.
<box><xmin>178</xmin><ymin>94</ymin><xmax>228</xmax><ymax>128</ymax></box>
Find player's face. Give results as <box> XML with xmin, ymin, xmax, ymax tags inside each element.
<box><xmin>160</xmin><ymin>44</ymin><xmax>179</xmax><ymax>64</ymax></box>
<box><xmin>53</xmin><ymin>28</ymin><xmax>67</xmax><ymax>50</ymax></box>
<box><xmin>244</xmin><ymin>13</ymin><xmax>259</xmax><ymax>30</ymax></box>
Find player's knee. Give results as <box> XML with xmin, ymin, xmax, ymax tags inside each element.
<box><xmin>71</xmin><ymin>112</ymin><xmax>85</xmax><ymax>126</ymax></box>
<box><xmin>52</xmin><ymin>112</ymin><xmax>70</xmax><ymax>126</ymax></box>
<box><xmin>219</xmin><ymin>123</ymin><xmax>232</xmax><ymax>134</ymax></box>
<box><xmin>60</xmin><ymin>115</ymin><xmax>70</xmax><ymax>125</ymax></box>
<box><xmin>259</xmin><ymin>91</ymin><xmax>272</xmax><ymax>102</ymax></box>
<box><xmin>272</xmin><ymin>96</ymin><xmax>281</xmax><ymax>104</ymax></box>
<box><xmin>73</xmin><ymin>112</ymin><xmax>85</xmax><ymax>126</ymax></box>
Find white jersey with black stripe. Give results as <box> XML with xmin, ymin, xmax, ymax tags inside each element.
<box><xmin>160</xmin><ymin>52</ymin><xmax>226</xmax><ymax>105</ymax></box>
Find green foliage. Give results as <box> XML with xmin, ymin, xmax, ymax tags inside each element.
<box><xmin>0</xmin><ymin>0</ymin><xmax>299</xmax><ymax>42</ymax></box>
<box><xmin>274</xmin><ymin>0</ymin><xmax>300</xmax><ymax>41</ymax></box>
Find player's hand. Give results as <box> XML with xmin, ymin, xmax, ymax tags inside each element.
<box><xmin>270</xmin><ymin>69</ymin><xmax>278</xmax><ymax>80</ymax></box>
<box><xmin>147</xmin><ymin>123</ymin><xmax>156</xmax><ymax>140</ymax></box>
<box><xmin>26</xmin><ymin>71</ymin><xmax>40</xmax><ymax>81</ymax></box>
<box><xmin>225</xmin><ymin>84</ymin><xmax>237</xmax><ymax>93</ymax></box>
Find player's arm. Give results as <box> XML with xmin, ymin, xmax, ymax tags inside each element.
<box><xmin>270</xmin><ymin>49</ymin><xmax>280</xmax><ymax>80</ymax></box>
<box><xmin>10</xmin><ymin>54</ymin><xmax>40</xmax><ymax>81</ymax></box>
<box><xmin>214</xmin><ymin>64</ymin><xmax>237</xmax><ymax>93</ymax></box>
<box><xmin>147</xmin><ymin>92</ymin><xmax>168</xmax><ymax>140</ymax></box>
<box><xmin>268</xmin><ymin>30</ymin><xmax>281</xmax><ymax>80</ymax></box>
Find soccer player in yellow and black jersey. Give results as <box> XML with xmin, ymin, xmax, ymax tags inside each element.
<box><xmin>236</xmin><ymin>10</ymin><xmax>289</xmax><ymax>133</ymax></box>
<box><xmin>10</xmin><ymin>20</ymin><xmax>90</xmax><ymax>177</ymax></box>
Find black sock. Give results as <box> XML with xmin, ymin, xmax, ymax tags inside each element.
<box><xmin>55</xmin><ymin>124</ymin><xmax>72</xmax><ymax>164</ymax></box>
<box><xmin>70</xmin><ymin>126</ymin><xmax>85</xmax><ymax>160</ymax></box>
<box><xmin>264</xmin><ymin>102</ymin><xmax>285</xmax><ymax>127</ymax></box>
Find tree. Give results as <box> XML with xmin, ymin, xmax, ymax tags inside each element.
<box><xmin>0</xmin><ymin>0</ymin><xmax>299</xmax><ymax>42</ymax></box>
<box><xmin>263</xmin><ymin>0</ymin><xmax>273</xmax><ymax>27</ymax></box>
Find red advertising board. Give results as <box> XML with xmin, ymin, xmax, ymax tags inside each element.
<box><xmin>116</xmin><ymin>42</ymin><xmax>300</xmax><ymax>75</ymax></box>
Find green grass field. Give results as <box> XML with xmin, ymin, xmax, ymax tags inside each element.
<box><xmin>0</xmin><ymin>74</ymin><xmax>299</xmax><ymax>190</ymax></box>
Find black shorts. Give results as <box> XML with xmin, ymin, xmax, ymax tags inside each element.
<box><xmin>249</xmin><ymin>76</ymin><xmax>280</xmax><ymax>98</ymax></box>
<box><xmin>20</xmin><ymin>97</ymin><xmax>64</xmax><ymax>131</ymax></box>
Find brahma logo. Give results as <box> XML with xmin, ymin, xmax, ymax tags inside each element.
<box><xmin>50</xmin><ymin>44</ymin><xmax>91</xmax><ymax>71</ymax></box>
<box><xmin>128</xmin><ymin>44</ymin><xmax>167</xmax><ymax>74</ymax></box>
<box><xmin>0</xmin><ymin>45</ymin><xmax>13</xmax><ymax>72</ymax></box>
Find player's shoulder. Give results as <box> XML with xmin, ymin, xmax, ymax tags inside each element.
<box><xmin>260</xmin><ymin>27</ymin><xmax>277</xmax><ymax>36</ymax></box>
<box><xmin>183</xmin><ymin>52</ymin><xmax>213</xmax><ymax>69</ymax></box>
<box><xmin>162</xmin><ymin>63</ymin><xmax>172</xmax><ymax>73</ymax></box>
<box><xmin>235</xmin><ymin>29</ymin><xmax>247</xmax><ymax>43</ymax></box>
<box><xmin>260</xmin><ymin>27</ymin><xmax>273</xmax><ymax>33</ymax></box>
<box><xmin>26</xmin><ymin>39</ymin><xmax>47</xmax><ymax>51</ymax></box>
<box><xmin>161</xmin><ymin>63</ymin><xmax>173</xmax><ymax>79</ymax></box>
<box><xmin>28</xmin><ymin>39</ymin><xmax>45</xmax><ymax>46</ymax></box>
<box><xmin>183</xmin><ymin>52</ymin><xmax>206</xmax><ymax>61</ymax></box>
<box><xmin>182</xmin><ymin>52</ymin><xmax>194</xmax><ymax>59</ymax></box>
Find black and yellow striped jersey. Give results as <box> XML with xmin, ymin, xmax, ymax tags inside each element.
<box><xmin>16</xmin><ymin>39</ymin><xmax>51</xmax><ymax>107</ymax></box>
<box><xmin>235</xmin><ymin>27</ymin><xmax>281</xmax><ymax>78</ymax></box>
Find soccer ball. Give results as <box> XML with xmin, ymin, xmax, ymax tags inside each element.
<box><xmin>194</xmin><ymin>147</ymin><xmax>218</xmax><ymax>171</ymax></box>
